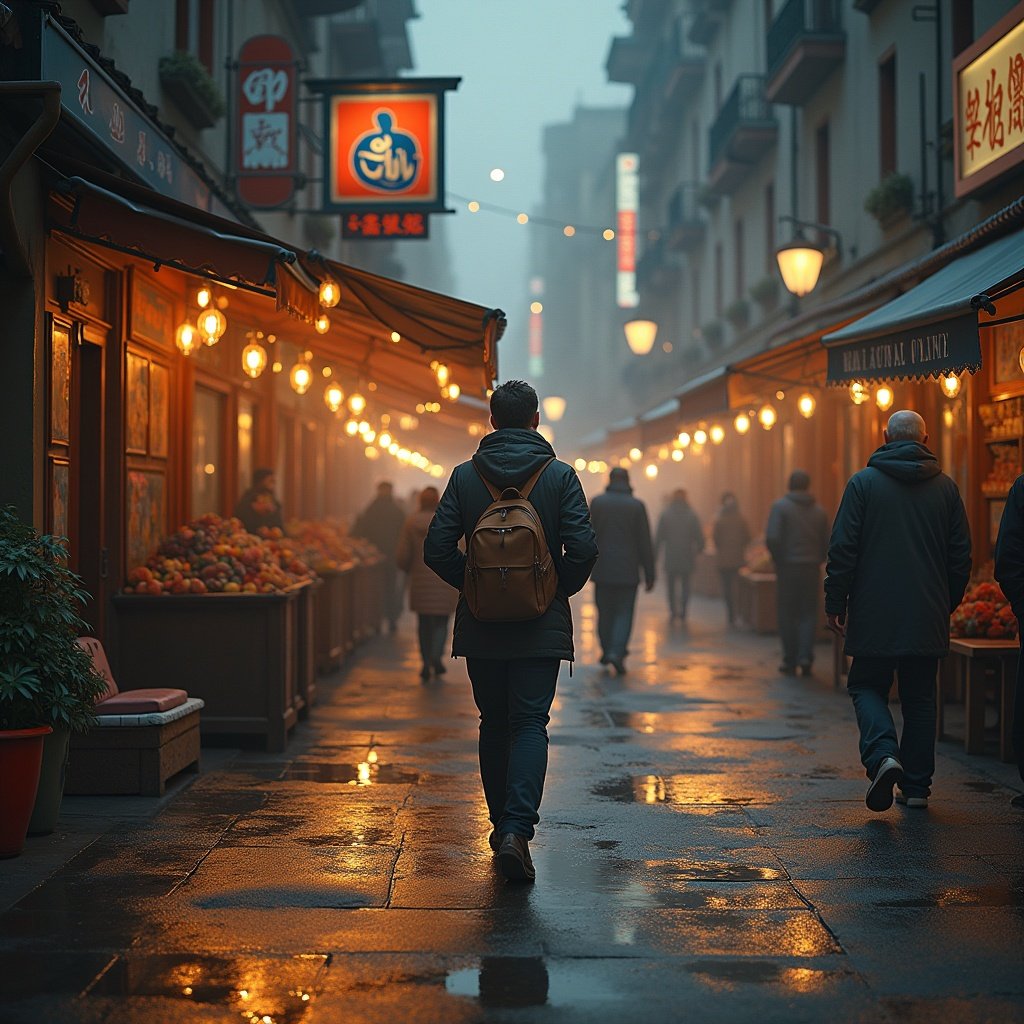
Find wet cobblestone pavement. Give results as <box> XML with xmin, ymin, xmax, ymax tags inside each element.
<box><xmin>2</xmin><ymin>591</ymin><xmax>1023</xmax><ymax>1023</ymax></box>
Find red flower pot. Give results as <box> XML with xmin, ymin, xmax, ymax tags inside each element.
<box><xmin>0</xmin><ymin>726</ymin><xmax>52</xmax><ymax>858</ymax></box>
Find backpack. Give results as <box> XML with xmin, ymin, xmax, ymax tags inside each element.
<box><xmin>464</xmin><ymin>458</ymin><xmax>559</xmax><ymax>621</ymax></box>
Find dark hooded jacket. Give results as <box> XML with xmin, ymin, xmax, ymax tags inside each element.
<box><xmin>590</xmin><ymin>477</ymin><xmax>656</xmax><ymax>586</ymax></box>
<box><xmin>654</xmin><ymin>497</ymin><xmax>704</xmax><ymax>575</ymax></box>
<box><xmin>423</xmin><ymin>428</ymin><xmax>598</xmax><ymax>661</ymax></box>
<box><xmin>352</xmin><ymin>493</ymin><xmax>407</xmax><ymax>556</ymax></box>
<box><xmin>766</xmin><ymin>491</ymin><xmax>829</xmax><ymax>566</ymax></box>
<box><xmin>824</xmin><ymin>440</ymin><xmax>972</xmax><ymax>658</ymax></box>
<box><xmin>994</xmin><ymin>474</ymin><xmax>1024</xmax><ymax>618</ymax></box>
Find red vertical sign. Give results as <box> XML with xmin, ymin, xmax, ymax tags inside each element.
<box><xmin>236</xmin><ymin>36</ymin><xmax>296</xmax><ymax>208</ymax></box>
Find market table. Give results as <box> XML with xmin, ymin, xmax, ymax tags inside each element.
<box><xmin>943</xmin><ymin>638</ymin><xmax>1018</xmax><ymax>761</ymax></box>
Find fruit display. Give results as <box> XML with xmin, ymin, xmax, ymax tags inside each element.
<box><xmin>272</xmin><ymin>520</ymin><xmax>363</xmax><ymax>573</ymax></box>
<box><xmin>124</xmin><ymin>513</ymin><xmax>316</xmax><ymax>595</ymax></box>
<box><xmin>744</xmin><ymin>541</ymin><xmax>774</xmax><ymax>575</ymax></box>
<box><xmin>950</xmin><ymin>580</ymin><xmax>1018</xmax><ymax>639</ymax></box>
<box><xmin>324</xmin><ymin>518</ymin><xmax>382</xmax><ymax>565</ymax></box>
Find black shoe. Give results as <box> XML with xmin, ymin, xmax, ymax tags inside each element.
<box><xmin>419</xmin><ymin>665</ymin><xmax>431</xmax><ymax>681</ymax></box>
<box><xmin>1011</xmin><ymin>794</ymin><xmax>1024</xmax><ymax>810</ymax></box>
<box><xmin>610</xmin><ymin>658</ymin><xmax>627</xmax><ymax>676</ymax></box>
<box><xmin>488</xmin><ymin>829</ymin><xmax>500</xmax><ymax>853</ymax></box>
<box><xmin>797</xmin><ymin>663</ymin><xmax>813</xmax><ymax>677</ymax></box>
<box><xmin>433</xmin><ymin>660</ymin><xmax>447</xmax><ymax>676</ymax></box>
<box><xmin>779</xmin><ymin>663</ymin><xmax>797</xmax><ymax>675</ymax></box>
<box><xmin>497</xmin><ymin>833</ymin><xmax>535</xmax><ymax>882</ymax></box>
<box><xmin>866</xmin><ymin>756</ymin><xmax>903</xmax><ymax>812</ymax></box>
<box><xmin>599</xmin><ymin>654</ymin><xmax>610</xmax><ymax>666</ymax></box>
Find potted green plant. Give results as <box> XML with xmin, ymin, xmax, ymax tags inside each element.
<box><xmin>725</xmin><ymin>298</ymin><xmax>750</xmax><ymax>330</ymax></box>
<box><xmin>159</xmin><ymin>51</ymin><xmax>226</xmax><ymax>129</ymax></box>
<box><xmin>0</xmin><ymin>507</ymin><xmax>107</xmax><ymax>854</ymax></box>
<box><xmin>750</xmin><ymin>276</ymin><xmax>780</xmax><ymax>312</ymax></box>
<box><xmin>864</xmin><ymin>173</ymin><xmax>914</xmax><ymax>227</ymax></box>
<box><xmin>702</xmin><ymin>320</ymin><xmax>725</xmax><ymax>348</ymax></box>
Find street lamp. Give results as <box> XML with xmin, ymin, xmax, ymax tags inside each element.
<box><xmin>624</xmin><ymin>319</ymin><xmax>658</xmax><ymax>355</ymax></box>
<box><xmin>542</xmin><ymin>396</ymin><xmax>566</xmax><ymax>421</ymax></box>
<box><xmin>775</xmin><ymin>217</ymin><xmax>843</xmax><ymax>298</ymax></box>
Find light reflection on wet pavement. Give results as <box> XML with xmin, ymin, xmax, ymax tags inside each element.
<box><xmin>2</xmin><ymin>590</ymin><xmax>1024</xmax><ymax>1022</ymax></box>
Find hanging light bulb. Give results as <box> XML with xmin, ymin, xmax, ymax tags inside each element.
<box><xmin>758</xmin><ymin>403</ymin><xmax>778</xmax><ymax>430</ymax></box>
<box><xmin>378</xmin><ymin>431</ymin><xmax>393</xmax><ymax>448</ymax></box>
<box><xmin>644</xmin><ymin>464</ymin><xmax>658</xmax><ymax>479</ymax></box>
<box><xmin>324</xmin><ymin>381</ymin><xmax>345</xmax><ymax>412</ymax></box>
<box><xmin>344</xmin><ymin>419</ymin><xmax>359</xmax><ymax>436</ymax></box>
<box><xmin>939</xmin><ymin>373</ymin><xmax>961</xmax><ymax>398</ymax></box>
<box><xmin>241</xmin><ymin>340</ymin><xmax>268</xmax><ymax>379</ymax></box>
<box><xmin>797</xmin><ymin>393</ymin><xmax>817</xmax><ymax>418</ymax></box>
<box><xmin>875</xmin><ymin>385</ymin><xmax>894</xmax><ymax>411</ymax></box>
<box><xmin>734</xmin><ymin>413</ymin><xmax>751</xmax><ymax>435</ymax></box>
<box><xmin>197</xmin><ymin>307</ymin><xmax>227</xmax><ymax>345</ymax></box>
<box><xmin>709</xmin><ymin>424</ymin><xmax>725</xmax><ymax>445</ymax></box>
<box><xmin>446</xmin><ymin>383</ymin><xmax>461</xmax><ymax>401</ymax></box>
<box><xmin>671</xmin><ymin>449</ymin><xmax>684</xmax><ymax>462</ymax></box>
<box><xmin>677</xmin><ymin>431</ymin><xmax>691</xmax><ymax>448</ymax></box>
<box><xmin>290</xmin><ymin>360</ymin><xmax>313</xmax><ymax>395</ymax></box>
<box><xmin>175</xmin><ymin>322</ymin><xmax>198</xmax><ymax>356</ymax></box>
<box><xmin>693</xmin><ymin>428</ymin><xmax>708</xmax><ymax>445</ymax></box>
<box><xmin>849</xmin><ymin>381</ymin><xmax>870</xmax><ymax>405</ymax></box>
<box><xmin>318</xmin><ymin>275</ymin><xmax>340</xmax><ymax>308</ymax></box>
<box><xmin>390</xmin><ymin>331</ymin><xmax>401</xmax><ymax>343</ymax></box>
<box><xmin>434</xmin><ymin>363</ymin><xmax>450</xmax><ymax>386</ymax></box>
<box><xmin>629</xmin><ymin>447</ymin><xmax>643</xmax><ymax>462</ymax></box>
<box><xmin>347</xmin><ymin>391</ymin><xmax>367</xmax><ymax>416</ymax></box>
<box><xmin>314</xmin><ymin>313</ymin><xmax>330</xmax><ymax>335</ymax></box>
<box><xmin>196</xmin><ymin>286</ymin><xmax>212</xmax><ymax>309</ymax></box>
<box><xmin>542</xmin><ymin>396</ymin><xmax>567</xmax><ymax>422</ymax></box>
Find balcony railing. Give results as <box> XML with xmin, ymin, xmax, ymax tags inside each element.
<box><xmin>667</xmin><ymin>184</ymin><xmax>705</xmax><ymax>251</ymax></box>
<box><xmin>708</xmin><ymin>74</ymin><xmax>776</xmax><ymax>176</ymax></box>
<box><xmin>766</xmin><ymin>0</ymin><xmax>845</xmax><ymax>105</ymax></box>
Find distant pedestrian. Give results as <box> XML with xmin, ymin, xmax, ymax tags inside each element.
<box><xmin>654</xmin><ymin>489</ymin><xmax>705</xmax><ymax>623</ymax></box>
<box><xmin>396</xmin><ymin>487</ymin><xmax>458</xmax><ymax>682</ymax></box>
<box><xmin>992</xmin><ymin>482</ymin><xmax>1024</xmax><ymax>811</ymax></box>
<box><xmin>589</xmin><ymin>467</ymin><xmax>655</xmax><ymax>674</ymax></box>
<box><xmin>767</xmin><ymin>470</ymin><xmax>829</xmax><ymax>676</ymax></box>
<box><xmin>352</xmin><ymin>481</ymin><xmax>408</xmax><ymax>633</ymax></box>
<box><xmin>234</xmin><ymin>468</ymin><xmax>284</xmax><ymax>535</ymax></box>
<box><xmin>825</xmin><ymin>410</ymin><xmax>971</xmax><ymax>813</ymax></box>
<box><xmin>713</xmin><ymin>491</ymin><xmax>751</xmax><ymax>626</ymax></box>
<box><xmin>425</xmin><ymin>381</ymin><xmax>598</xmax><ymax>881</ymax></box>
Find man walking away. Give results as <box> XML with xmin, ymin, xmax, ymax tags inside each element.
<box><xmin>713</xmin><ymin>491</ymin><xmax>751</xmax><ymax>626</ymax></box>
<box><xmin>352</xmin><ymin>481</ymin><xmax>408</xmax><ymax>633</ymax></box>
<box><xmin>767</xmin><ymin>470</ymin><xmax>829</xmax><ymax>676</ymax></box>
<box><xmin>425</xmin><ymin>382</ymin><xmax>598</xmax><ymax>881</ymax></box>
<box><xmin>654</xmin><ymin>489</ymin><xmax>705</xmax><ymax>623</ymax></box>
<box><xmin>590</xmin><ymin>468</ymin><xmax>655</xmax><ymax>674</ymax></box>
<box><xmin>992</xmin><ymin>482</ymin><xmax>1024</xmax><ymax>810</ymax></box>
<box><xmin>825</xmin><ymin>410</ymin><xmax>971</xmax><ymax>812</ymax></box>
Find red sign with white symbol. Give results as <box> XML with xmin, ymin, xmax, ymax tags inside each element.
<box><xmin>236</xmin><ymin>36</ymin><xmax>297</xmax><ymax>209</ymax></box>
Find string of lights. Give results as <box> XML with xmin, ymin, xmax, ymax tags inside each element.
<box><xmin>447</xmin><ymin>191</ymin><xmax>616</xmax><ymax>240</ymax></box>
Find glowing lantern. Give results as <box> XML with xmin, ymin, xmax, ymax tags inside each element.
<box><xmin>241</xmin><ymin>341</ymin><xmax>268</xmax><ymax>379</ymax></box>
<box><xmin>758</xmin><ymin>404</ymin><xmax>778</xmax><ymax>430</ymax></box>
<box><xmin>849</xmin><ymin>381</ymin><xmax>869</xmax><ymax>405</ymax></box>
<box><xmin>175</xmin><ymin>322</ymin><xmax>198</xmax><ymax>356</ymax></box>
<box><xmin>734</xmin><ymin>413</ymin><xmax>751</xmax><ymax>434</ymax></box>
<box><xmin>797</xmin><ymin>393</ymin><xmax>817</xmax><ymax>418</ymax></box>
<box><xmin>290</xmin><ymin>360</ymin><xmax>312</xmax><ymax>395</ymax></box>
<box><xmin>319</xmin><ymin>276</ymin><xmax>340</xmax><ymax>308</ymax></box>
<box><xmin>709</xmin><ymin>424</ymin><xmax>725</xmax><ymax>445</ymax></box>
<box><xmin>197</xmin><ymin>307</ymin><xmax>227</xmax><ymax>345</ymax></box>
<box><xmin>875</xmin><ymin>385</ymin><xmax>894</xmax><ymax>411</ymax></box>
<box><xmin>939</xmin><ymin>373</ymin><xmax>961</xmax><ymax>398</ymax></box>
<box><xmin>324</xmin><ymin>381</ymin><xmax>345</xmax><ymax>412</ymax></box>
<box><xmin>315</xmin><ymin>314</ymin><xmax>330</xmax><ymax>334</ymax></box>
<box><xmin>348</xmin><ymin>392</ymin><xmax>367</xmax><ymax>416</ymax></box>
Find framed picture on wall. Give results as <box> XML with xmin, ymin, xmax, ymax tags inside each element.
<box><xmin>149</xmin><ymin>361</ymin><xmax>170</xmax><ymax>458</ymax></box>
<box><xmin>49</xmin><ymin>318</ymin><xmax>71</xmax><ymax>446</ymax></box>
<box><xmin>993</xmin><ymin>322</ymin><xmax>1024</xmax><ymax>388</ymax></box>
<box><xmin>49</xmin><ymin>458</ymin><xmax>70</xmax><ymax>543</ymax></box>
<box><xmin>125</xmin><ymin>351</ymin><xmax>149</xmax><ymax>455</ymax></box>
<box><xmin>129</xmin><ymin>270</ymin><xmax>177</xmax><ymax>350</ymax></box>
<box><xmin>126</xmin><ymin>469</ymin><xmax>165</xmax><ymax>569</ymax></box>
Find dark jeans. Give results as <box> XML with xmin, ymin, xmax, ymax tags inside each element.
<box><xmin>1015</xmin><ymin>645</ymin><xmax>1024</xmax><ymax>784</ymax></box>
<box><xmin>848</xmin><ymin>656</ymin><xmax>938</xmax><ymax>797</ymax></box>
<box><xmin>595</xmin><ymin>583</ymin><xmax>638</xmax><ymax>662</ymax></box>
<box><xmin>416</xmin><ymin>614</ymin><xmax>449</xmax><ymax>668</ymax></box>
<box><xmin>776</xmin><ymin>563</ymin><xmax>820</xmax><ymax>668</ymax></box>
<box><xmin>382</xmin><ymin>558</ymin><xmax>402</xmax><ymax>628</ymax></box>
<box><xmin>467</xmin><ymin>657</ymin><xmax>560</xmax><ymax>839</ymax></box>
<box><xmin>719</xmin><ymin>568</ymin><xmax>740</xmax><ymax>624</ymax></box>
<box><xmin>666</xmin><ymin>570</ymin><xmax>692</xmax><ymax>619</ymax></box>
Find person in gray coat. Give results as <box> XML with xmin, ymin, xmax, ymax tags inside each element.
<box><xmin>825</xmin><ymin>410</ymin><xmax>971</xmax><ymax>812</ymax></box>
<box><xmin>713</xmin><ymin>492</ymin><xmax>751</xmax><ymax>626</ymax></box>
<box><xmin>767</xmin><ymin>470</ymin><xmax>829</xmax><ymax>676</ymax></box>
<box><xmin>655</xmin><ymin>489</ymin><xmax>705</xmax><ymax>622</ymax></box>
<box><xmin>589</xmin><ymin>467</ymin><xmax>655</xmax><ymax>675</ymax></box>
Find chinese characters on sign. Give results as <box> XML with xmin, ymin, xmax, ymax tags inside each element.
<box><xmin>342</xmin><ymin>212</ymin><xmax>430</xmax><ymax>240</ymax></box>
<box><xmin>236</xmin><ymin>36</ymin><xmax>297</xmax><ymax>208</ymax></box>
<box><xmin>616</xmin><ymin>153</ymin><xmax>640</xmax><ymax>309</ymax></box>
<box><xmin>955</xmin><ymin>10</ymin><xmax>1024</xmax><ymax>197</ymax></box>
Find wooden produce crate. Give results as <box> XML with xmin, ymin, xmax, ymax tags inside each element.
<box><xmin>112</xmin><ymin>586</ymin><xmax>305</xmax><ymax>752</ymax></box>
<box><xmin>692</xmin><ymin>551</ymin><xmax>723</xmax><ymax>599</ymax></box>
<box><xmin>295</xmin><ymin>578</ymin><xmax>321</xmax><ymax>715</ymax></box>
<box><xmin>314</xmin><ymin>566</ymin><xmax>357</xmax><ymax>674</ymax></box>
<box><xmin>354</xmin><ymin>558</ymin><xmax>386</xmax><ymax>641</ymax></box>
<box><xmin>738</xmin><ymin>570</ymin><xmax>777</xmax><ymax>633</ymax></box>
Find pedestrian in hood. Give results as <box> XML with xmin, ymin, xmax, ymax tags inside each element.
<box><xmin>990</xmin><ymin>480</ymin><xmax>1024</xmax><ymax>811</ymax></box>
<box><xmin>424</xmin><ymin>381</ymin><xmax>598</xmax><ymax>881</ymax></box>
<box><xmin>234</xmin><ymin>468</ymin><xmax>284</xmax><ymax>535</ymax></box>
<box><xmin>825</xmin><ymin>410</ymin><xmax>971</xmax><ymax>813</ymax></box>
<box><xmin>396</xmin><ymin>486</ymin><xmax>458</xmax><ymax>682</ymax></box>
<box><xmin>590</xmin><ymin>467</ymin><xmax>655</xmax><ymax>673</ymax></box>
<box><xmin>654</xmin><ymin>489</ymin><xmax>704</xmax><ymax>623</ymax></box>
<box><xmin>713</xmin><ymin>492</ymin><xmax>751</xmax><ymax>626</ymax></box>
<box><xmin>352</xmin><ymin>481</ymin><xmax>408</xmax><ymax>633</ymax></box>
<box><xmin>767</xmin><ymin>470</ymin><xmax>829</xmax><ymax>675</ymax></box>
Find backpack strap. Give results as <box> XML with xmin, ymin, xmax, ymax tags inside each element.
<box><xmin>474</xmin><ymin>467</ymin><xmax>502</xmax><ymax>502</ymax></box>
<box><xmin>519</xmin><ymin>457</ymin><xmax>555</xmax><ymax>500</ymax></box>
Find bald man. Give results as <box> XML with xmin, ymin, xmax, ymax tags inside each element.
<box><xmin>825</xmin><ymin>409</ymin><xmax>971</xmax><ymax>813</ymax></box>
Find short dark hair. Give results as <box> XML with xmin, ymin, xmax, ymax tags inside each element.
<box><xmin>788</xmin><ymin>470</ymin><xmax>811</xmax><ymax>492</ymax></box>
<box><xmin>490</xmin><ymin>380</ymin><xmax>538</xmax><ymax>429</ymax></box>
<box><xmin>253</xmin><ymin>468</ymin><xmax>274</xmax><ymax>488</ymax></box>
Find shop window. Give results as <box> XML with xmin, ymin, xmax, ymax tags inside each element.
<box><xmin>192</xmin><ymin>385</ymin><xmax>225</xmax><ymax>517</ymax></box>
<box><xmin>879</xmin><ymin>52</ymin><xmax>897</xmax><ymax>178</ymax></box>
<box><xmin>237</xmin><ymin>396</ymin><xmax>256</xmax><ymax>499</ymax></box>
<box><xmin>175</xmin><ymin>0</ymin><xmax>215</xmax><ymax>72</ymax></box>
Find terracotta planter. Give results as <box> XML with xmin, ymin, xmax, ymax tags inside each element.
<box><xmin>0</xmin><ymin>726</ymin><xmax>52</xmax><ymax>858</ymax></box>
<box><xmin>28</xmin><ymin>725</ymin><xmax>70</xmax><ymax>836</ymax></box>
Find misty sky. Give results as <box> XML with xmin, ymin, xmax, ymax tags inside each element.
<box><xmin>407</xmin><ymin>1</ymin><xmax>632</xmax><ymax>375</ymax></box>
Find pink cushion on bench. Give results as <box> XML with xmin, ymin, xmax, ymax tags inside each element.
<box><xmin>96</xmin><ymin>689</ymin><xmax>188</xmax><ymax>715</ymax></box>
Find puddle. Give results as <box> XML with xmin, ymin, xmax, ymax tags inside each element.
<box><xmin>876</xmin><ymin>884</ymin><xmax>1024</xmax><ymax>908</ymax></box>
<box><xmin>446</xmin><ymin>958</ymin><xmax>620</xmax><ymax>1008</ymax></box>
<box><xmin>281</xmin><ymin>763</ymin><xmax>419</xmax><ymax>786</ymax></box>
<box><xmin>86</xmin><ymin>953</ymin><xmax>327</xmax><ymax>1021</ymax></box>
<box><xmin>592</xmin><ymin>775</ymin><xmax>771</xmax><ymax>806</ymax></box>
<box><xmin>648</xmin><ymin>859</ymin><xmax>786</xmax><ymax>882</ymax></box>
<box><xmin>686</xmin><ymin>960</ymin><xmax>841</xmax><ymax>992</ymax></box>
<box><xmin>963</xmin><ymin>780</ymin><xmax>1001</xmax><ymax>794</ymax></box>
<box><xmin>594</xmin><ymin>840</ymin><xmax>621</xmax><ymax>850</ymax></box>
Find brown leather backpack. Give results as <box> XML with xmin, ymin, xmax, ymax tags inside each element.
<box><xmin>464</xmin><ymin>458</ymin><xmax>559</xmax><ymax>621</ymax></box>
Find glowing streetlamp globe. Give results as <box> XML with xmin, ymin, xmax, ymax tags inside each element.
<box><xmin>542</xmin><ymin>396</ymin><xmax>566</xmax><ymax>422</ymax></box>
<box><xmin>624</xmin><ymin>319</ymin><xmax>658</xmax><ymax>355</ymax></box>
<box><xmin>775</xmin><ymin>240</ymin><xmax>825</xmax><ymax>297</ymax></box>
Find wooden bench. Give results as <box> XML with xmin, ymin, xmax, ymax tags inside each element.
<box><xmin>942</xmin><ymin>638</ymin><xmax>1018</xmax><ymax>762</ymax></box>
<box><xmin>66</xmin><ymin>638</ymin><xmax>204</xmax><ymax>796</ymax></box>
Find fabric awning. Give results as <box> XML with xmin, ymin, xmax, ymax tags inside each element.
<box><xmin>639</xmin><ymin>397</ymin><xmax>681</xmax><ymax>448</ymax></box>
<box><xmin>676</xmin><ymin>368</ymin><xmax>732</xmax><ymax>423</ymax></box>
<box><xmin>822</xmin><ymin>230</ymin><xmax>1024</xmax><ymax>384</ymax></box>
